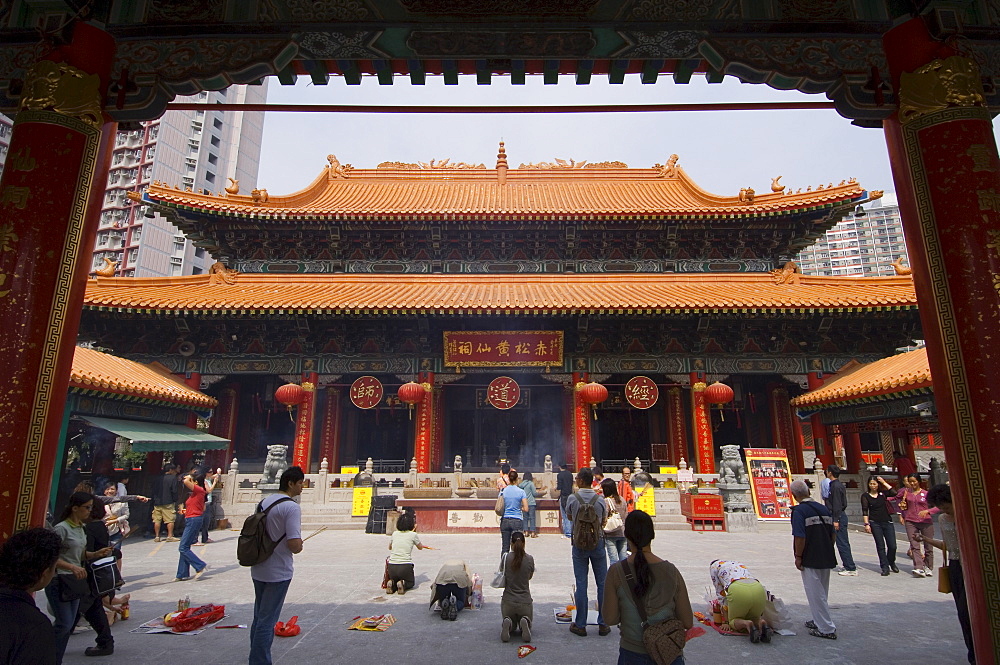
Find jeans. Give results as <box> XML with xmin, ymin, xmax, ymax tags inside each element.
<box><xmin>560</xmin><ymin>497</ymin><xmax>572</xmax><ymax>537</ymax></box>
<box><xmin>200</xmin><ymin>501</ymin><xmax>215</xmax><ymax>542</ymax></box>
<box><xmin>522</xmin><ymin>505</ymin><xmax>537</xmax><ymax>533</ymax></box>
<box><xmin>605</xmin><ymin>536</ymin><xmax>628</xmax><ymax>564</ymax></box>
<box><xmin>572</xmin><ymin>542</ymin><xmax>608</xmax><ymax>628</ymax></box>
<box><xmin>618</xmin><ymin>647</ymin><xmax>684</xmax><ymax>665</ymax></box>
<box><xmin>949</xmin><ymin>558</ymin><xmax>975</xmax><ymax>664</ymax></box>
<box><xmin>833</xmin><ymin>510</ymin><xmax>856</xmax><ymax>571</ymax></box>
<box><xmin>869</xmin><ymin>520</ymin><xmax>897</xmax><ymax>571</ymax></box>
<box><xmin>437</xmin><ymin>583</ymin><xmax>468</xmax><ymax>611</ymax></box>
<box><xmin>176</xmin><ymin>514</ymin><xmax>207</xmax><ymax>579</ymax></box>
<box><xmin>249</xmin><ymin>578</ymin><xmax>291</xmax><ymax>665</ymax></box>
<box><xmin>500</xmin><ymin>517</ymin><xmax>523</xmax><ymax>557</ymax></box>
<box><xmin>45</xmin><ymin>578</ymin><xmax>81</xmax><ymax>664</ymax></box>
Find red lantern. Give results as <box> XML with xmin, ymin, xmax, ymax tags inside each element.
<box><xmin>704</xmin><ymin>382</ymin><xmax>735</xmax><ymax>405</ymax></box>
<box><xmin>578</xmin><ymin>382</ymin><xmax>609</xmax><ymax>404</ymax></box>
<box><xmin>275</xmin><ymin>383</ymin><xmax>304</xmax><ymax>421</ymax></box>
<box><xmin>397</xmin><ymin>381</ymin><xmax>427</xmax><ymax>419</ymax></box>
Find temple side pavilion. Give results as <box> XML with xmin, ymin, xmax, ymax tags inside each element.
<box><xmin>78</xmin><ymin>151</ymin><xmax>921</xmax><ymax>478</ymax></box>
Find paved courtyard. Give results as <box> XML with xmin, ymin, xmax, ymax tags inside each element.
<box><xmin>56</xmin><ymin>523</ymin><xmax>966</xmax><ymax>665</ymax></box>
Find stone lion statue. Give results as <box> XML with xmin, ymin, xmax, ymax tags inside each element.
<box><xmin>259</xmin><ymin>444</ymin><xmax>289</xmax><ymax>485</ymax></box>
<box><xmin>718</xmin><ymin>444</ymin><xmax>748</xmax><ymax>486</ymax></box>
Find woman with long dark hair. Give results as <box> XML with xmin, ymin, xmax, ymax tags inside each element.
<box><xmin>499</xmin><ymin>470</ymin><xmax>528</xmax><ymax>558</ymax></box>
<box><xmin>861</xmin><ymin>475</ymin><xmax>898</xmax><ymax>575</ymax></box>
<box><xmin>604</xmin><ymin>510</ymin><xmax>693</xmax><ymax>665</ymax></box>
<box><xmin>45</xmin><ymin>491</ymin><xmax>114</xmax><ymax>663</ymax></box>
<box><xmin>601</xmin><ymin>478</ymin><xmax>628</xmax><ymax>564</ymax></box>
<box><xmin>892</xmin><ymin>474</ymin><xmax>935</xmax><ymax>577</ymax></box>
<box><xmin>518</xmin><ymin>472</ymin><xmax>539</xmax><ymax>537</ymax></box>
<box><xmin>175</xmin><ymin>470</ymin><xmax>209</xmax><ymax>581</ymax></box>
<box><xmin>500</xmin><ymin>531</ymin><xmax>535</xmax><ymax>643</ymax></box>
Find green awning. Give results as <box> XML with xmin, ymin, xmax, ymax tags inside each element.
<box><xmin>81</xmin><ymin>416</ymin><xmax>230</xmax><ymax>453</ymax></box>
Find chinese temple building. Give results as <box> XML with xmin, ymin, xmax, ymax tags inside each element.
<box><xmin>77</xmin><ymin>148</ymin><xmax>920</xmax><ymax>478</ymax></box>
<box><xmin>791</xmin><ymin>347</ymin><xmax>942</xmax><ymax>474</ymax></box>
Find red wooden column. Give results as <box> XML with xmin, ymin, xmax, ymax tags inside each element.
<box><xmin>0</xmin><ymin>23</ymin><xmax>116</xmax><ymax>535</ymax></box>
<box><xmin>413</xmin><ymin>371</ymin><xmax>434</xmax><ymax>473</ymax></box>
<box><xmin>562</xmin><ymin>384</ymin><xmax>575</xmax><ymax>468</ymax></box>
<box><xmin>319</xmin><ymin>387</ymin><xmax>342</xmax><ymax>471</ymax></box>
<box><xmin>571</xmin><ymin>371</ymin><xmax>591</xmax><ymax>470</ymax></box>
<box><xmin>883</xmin><ymin>17</ymin><xmax>1000</xmax><ymax>662</ymax></box>
<box><xmin>807</xmin><ymin>371</ymin><xmax>834</xmax><ymax>468</ymax></box>
<box><xmin>768</xmin><ymin>383</ymin><xmax>796</xmax><ymax>452</ymax></box>
<box><xmin>173</xmin><ymin>372</ymin><xmax>201</xmax><ymax>472</ymax></box>
<box><xmin>431</xmin><ymin>384</ymin><xmax>445</xmax><ymax>472</ymax></box>
<box><xmin>843</xmin><ymin>432</ymin><xmax>864</xmax><ymax>474</ymax></box>
<box><xmin>788</xmin><ymin>407</ymin><xmax>806</xmax><ymax>474</ymax></box>
<box><xmin>292</xmin><ymin>371</ymin><xmax>318</xmax><ymax>472</ymax></box>
<box><xmin>208</xmin><ymin>384</ymin><xmax>239</xmax><ymax>469</ymax></box>
<box><xmin>689</xmin><ymin>372</ymin><xmax>715</xmax><ymax>474</ymax></box>
<box><xmin>665</xmin><ymin>387</ymin><xmax>686</xmax><ymax>465</ymax></box>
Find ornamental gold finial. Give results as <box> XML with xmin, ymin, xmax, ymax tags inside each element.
<box><xmin>225</xmin><ymin>178</ymin><xmax>240</xmax><ymax>195</ymax></box>
<box><xmin>899</xmin><ymin>55</ymin><xmax>986</xmax><ymax>125</ymax></box>
<box><xmin>19</xmin><ymin>60</ymin><xmax>102</xmax><ymax>128</ymax></box>
<box><xmin>771</xmin><ymin>176</ymin><xmax>785</xmax><ymax>193</ymax></box>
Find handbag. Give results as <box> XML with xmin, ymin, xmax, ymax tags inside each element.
<box><xmin>88</xmin><ymin>555</ymin><xmax>123</xmax><ymax>597</ymax></box>
<box><xmin>938</xmin><ymin>548</ymin><xmax>952</xmax><ymax>594</ymax></box>
<box><xmin>494</xmin><ymin>490</ymin><xmax>506</xmax><ymax>517</ymax></box>
<box><xmin>57</xmin><ymin>574</ymin><xmax>91</xmax><ymax>602</ymax></box>
<box><xmin>622</xmin><ymin>560</ymin><xmax>686</xmax><ymax>665</ymax></box>
<box><xmin>491</xmin><ymin>553</ymin><xmax>507</xmax><ymax>589</ymax></box>
<box><xmin>604</xmin><ymin>503</ymin><xmax>624</xmax><ymax>533</ymax></box>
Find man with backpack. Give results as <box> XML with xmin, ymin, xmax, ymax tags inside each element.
<box><xmin>565</xmin><ymin>467</ymin><xmax>610</xmax><ymax>637</ymax></box>
<box><xmin>247</xmin><ymin>466</ymin><xmax>304</xmax><ymax>665</ymax></box>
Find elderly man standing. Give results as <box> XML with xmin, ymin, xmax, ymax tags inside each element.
<box><xmin>789</xmin><ymin>480</ymin><xmax>838</xmax><ymax>640</ymax></box>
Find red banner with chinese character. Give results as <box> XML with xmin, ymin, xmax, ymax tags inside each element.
<box><xmin>691</xmin><ymin>381</ymin><xmax>716</xmax><ymax>474</ymax></box>
<box><xmin>444</xmin><ymin>331</ymin><xmax>563</xmax><ymax>367</ymax></box>
<box><xmin>350</xmin><ymin>376</ymin><xmax>383</xmax><ymax>409</ymax></box>
<box><xmin>666</xmin><ymin>387</ymin><xmax>686</xmax><ymax>465</ymax></box>
<box><xmin>414</xmin><ymin>372</ymin><xmax>434</xmax><ymax>473</ymax></box>
<box><xmin>487</xmin><ymin>376</ymin><xmax>521</xmax><ymax>410</ymax></box>
<box><xmin>292</xmin><ymin>373</ymin><xmax>317</xmax><ymax>471</ymax></box>
<box><xmin>625</xmin><ymin>376</ymin><xmax>659</xmax><ymax>409</ymax></box>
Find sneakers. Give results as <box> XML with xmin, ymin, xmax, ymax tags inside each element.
<box><xmin>912</xmin><ymin>569</ymin><xmax>927</xmax><ymax>578</ymax></box>
<box><xmin>923</xmin><ymin>568</ymin><xmax>933</xmax><ymax>577</ymax></box>
<box><xmin>759</xmin><ymin>623</ymin><xmax>772</xmax><ymax>644</ymax></box>
<box><xmin>445</xmin><ymin>598</ymin><xmax>458</xmax><ymax>620</ymax></box>
<box><xmin>569</xmin><ymin>624</ymin><xmax>587</xmax><ymax>637</ymax></box>
<box><xmin>85</xmin><ymin>645</ymin><xmax>114</xmax><ymax>657</ymax></box>
<box><xmin>837</xmin><ymin>569</ymin><xmax>858</xmax><ymax>576</ymax></box>
<box><xmin>749</xmin><ymin>623</ymin><xmax>760</xmax><ymax>643</ymax></box>
<box><xmin>439</xmin><ymin>597</ymin><xmax>451</xmax><ymax>620</ymax></box>
<box><xmin>598</xmin><ymin>624</ymin><xmax>611</xmax><ymax>636</ymax></box>
<box><xmin>519</xmin><ymin>617</ymin><xmax>531</xmax><ymax>642</ymax></box>
<box><xmin>809</xmin><ymin>628</ymin><xmax>837</xmax><ymax>640</ymax></box>
<box><xmin>501</xmin><ymin>617</ymin><xmax>512</xmax><ymax>642</ymax></box>
<box><xmin>805</xmin><ymin>620</ymin><xmax>817</xmax><ymax>630</ymax></box>
<box><xmin>173</xmin><ymin>577</ymin><xmax>190</xmax><ymax>582</ymax></box>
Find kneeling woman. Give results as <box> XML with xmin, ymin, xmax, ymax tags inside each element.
<box><xmin>709</xmin><ymin>560</ymin><xmax>771</xmax><ymax>643</ymax></box>
<box><xmin>429</xmin><ymin>560</ymin><xmax>474</xmax><ymax>620</ymax></box>
<box><xmin>500</xmin><ymin>531</ymin><xmax>535</xmax><ymax>642</ymax></box>
<box><xmin>387</xmin><ymin>511</ymin><xmax>428</xmax><ymax>595</ymax></box>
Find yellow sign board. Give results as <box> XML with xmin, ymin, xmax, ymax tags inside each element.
<box><xmin>341</xmin><ymin>466</ymin><xmax>360</xmax><ymax>474</ymax></box>
<box><xmin>635</xmin><ymin>485</ymin><xmax>656</xmax><ymax>516</ymax></box>
<box><xmin>351</xmin><ymin>487</ymin><xmax>373</xmax><ymax>516</ymax></box>
<box><xmin>659</xmin><ymin>466</ymin><xmax>677</xmax><ymax>475</ymax></box>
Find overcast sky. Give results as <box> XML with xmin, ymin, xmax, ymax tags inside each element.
<box><xmin>257</xmin><ymin>74</ymin><xmax>1000</xmax><ymax>203</ymax></box>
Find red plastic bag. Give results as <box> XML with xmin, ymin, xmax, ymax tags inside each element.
<box><xmin>171</xmin><ymin>604</ymin><xmax>226</xmax><ymax>632</ymax></box>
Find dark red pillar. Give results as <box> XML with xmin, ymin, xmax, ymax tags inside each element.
<box><xmin>0</xmin><ymin>23</ymin><xmax>116</xmax><ymax>536</ymax></box>
<box><xmin>413</xmin><ymin>372</ymin><xmax>434</xmax><ymax>473</ymax></box>
<box><xmin>689</xmin><ymin>372</ymin><xmax>715</xmax><ymax>474</ymax></box>
<box><xmin>319</xmin><ymin>387</ymin><xmax>342</xmax><ymax>471</ymax></box>
<box><xmin>843</xmin><ymin>432</ymin><xmax>864</xmax><ymax>475</ymax></box>
<box><xmin>807</xmin><ymin>371</ymin><xmax>834</xmax><ymax>468</ymax></box>
<box><xmin>883</xmin><ymin>16</ymin><xmax>1000</xmax><ymax>662</ymax></box>
<box><xmin>292</xmin><ymin>371</ymin><xmax>318</xmax><ymax>472</ymax></box>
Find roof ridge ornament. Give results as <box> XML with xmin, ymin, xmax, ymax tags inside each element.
<box><xmin>327</xmin><ymin>154</ymin><xmax>354</xmax><ymax>179</ymax></box>
<box><xmin>654</xmin><ymin>154</ymin><xmax>679</xmax><ymax>178</ymax></box>
<box><xmin>496</xmin><ymin>141</ymin><xmax>508</xmax><ymax>185</ymax></box>
<box><xmin>892</xmin><ymin>257</ymin><xmax>912</xmax><ymax>275</ymax></box>
<box><xmin>771</xmin><ymin>176</ymin><xmax>785</xmax><ymax>193</ymax></box>
<box><xmin>770</xmin><ymin>261</ymin><xmax>801</xmax><ymax>285</ymax></box>
<box><xmin>251</xmin><ymin>188</ymin><xmax>268</xmax><ymax>204</ymax></box>
<box><xmin>225</xmin><ymin>177</ymin><xmax>240</xmax><ymax>195</ymax></box>
<box><xmin>519</xmin><ymin>158</ymin><xmax>588</xmax><ymax>169</ymax></box>
<box><xmin>208</xmin><ymin>261</ymin><xmax>239</xmax><ymax>285</ymax></box>
<box><xmin>738</xmin><ymin>186</ymin><xmax>755</xmax><ymax>203</ymax></box>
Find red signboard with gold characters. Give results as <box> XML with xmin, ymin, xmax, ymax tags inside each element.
<box><xmin>444</xmin><ymin>331</ymin><xmax>563</xmax><ymax>367</ymax></box>
<box><xmin>624</xmin><ymin>376</ymin><xmax>659</xmax><ymax>409</ymax></box>
<box><xmin>487</xmin><ymin>376</ymin><xmax>521</xmax><ymax>410</ymax></box>
<box><xmin>350</xmin><ymin>376</ymin><xmax>383</xmax><ymax>409</ymax></box>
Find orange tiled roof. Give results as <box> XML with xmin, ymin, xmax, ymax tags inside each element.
<box><xmin>144</xmin><ymin>160</ymin><xmax>868</xmax><ymax>220</ymax></box>
<box><xmin>71</xmin><ymin>345</ymin><xmax>217</xmax><ymax>409</ymax></box>
<box><xmin>790</xmin><ymin>348</ymin><xmax>932</xmax><ymax>408</ymax></box>
<box><xmin>83</xmin><ymin>273</ymin><xmax>916</xmax><ymax>315</ymax></box>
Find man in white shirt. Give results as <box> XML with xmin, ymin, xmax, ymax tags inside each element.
<box><xmin>249</xmin><ymin>466</ymin><xmax>304</xmax><ymax>665</ymax></box>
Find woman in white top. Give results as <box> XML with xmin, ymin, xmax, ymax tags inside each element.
<box><xmin>386</xmin><ymin>510</ymin><xmax>429</xmax><ymax>595</ymax></box>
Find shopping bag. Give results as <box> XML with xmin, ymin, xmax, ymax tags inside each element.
<box><xmin>938</xmin><ymin>564</ymin><xmax>952</xmax><ymax>594</ymax></box>
<box><xmin>88</xmin><ymin>556</ymin><xmax>123</xmax><ymax>597</ymax></box>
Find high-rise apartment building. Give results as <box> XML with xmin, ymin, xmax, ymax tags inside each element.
<box><xmin>796</xmin><ymin>196</ymin><xmax>909</xmax><ymax>277</ymax></box>
<box><xmin>93</xmin><ymin>83</ymin><xmax>267</xmax><ymax>277</ymax></box>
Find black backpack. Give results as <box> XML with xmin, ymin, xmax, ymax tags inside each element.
<box><xmin>237</xmin><ymin>496</ymin><xmax>293</xmax><ymax>567</ymax></box>
<box><xmin>571</xmin><ymin>493</ymin><xmax>602</xmax><ymax>550</ymax></box>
